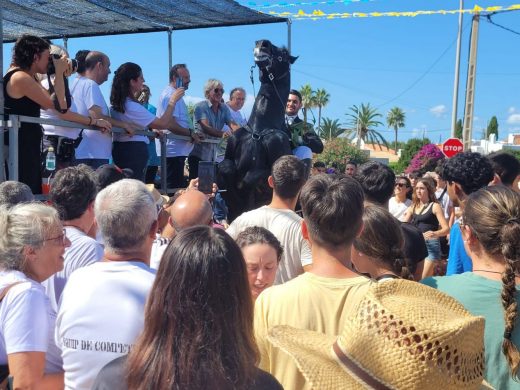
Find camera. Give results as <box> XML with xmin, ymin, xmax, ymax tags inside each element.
<box><xmin>47</xmin><ymin>54</ymin><xmax>78</xmax><ymax>75</ymax></box>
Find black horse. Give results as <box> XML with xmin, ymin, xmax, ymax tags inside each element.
<box><xmin>218</xmin><ymin>40</ymin><xmax>297</xmax><ymax>221</ymax></box>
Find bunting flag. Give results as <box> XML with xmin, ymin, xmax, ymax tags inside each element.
<box><xmin>265</xmin><ymin>4</ymin><xmax>520</xmax><ymax>19</ymax></box>
<box><xmin>244</xmin><ymin>0</ymin><xmax>373</xmax><ymax>10</ymax></box>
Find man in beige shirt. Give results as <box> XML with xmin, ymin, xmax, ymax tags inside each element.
<box><xmin>254</xmin><ymin>174</ymin><xmax>372</xmax><ymax>390</ymax></box>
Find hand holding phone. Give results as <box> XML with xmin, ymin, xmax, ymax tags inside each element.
<box><xmin>198</xmin><ymin>161</ymin><xmax>216</xmax><ymax>194</ymax></box>
<box><xmin>175</xmin><ymin>77</ymin><xmax>184</xmax><ymax>89</ymax></box>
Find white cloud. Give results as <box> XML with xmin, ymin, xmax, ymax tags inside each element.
<box><xmin>473</xmin><ymin>116</ymin><xmax>480</xmax><ymax>122</ymax></box>
<box><xmin>429</xmin><ymin>104</ymin><xmax>447</xmax><ymax>118</ymax></box>
<box><xmin>411</xmin><ymin>128</ymin><xmax>421</xmax><ymax>136</ymax></box>
<box><xmin>184</xmin><ymin>95</ymin><xmax>205</xmax><ymax>106</ymax></box>
<box><xmin>508</xmin><ymin>107</ymin><xmax>516</xmax><ymax>114</ymax></box>
<box><xmin>507</xmin><ymin>114</ymin><xmax>520</xmax><ymax>125</ymax></box>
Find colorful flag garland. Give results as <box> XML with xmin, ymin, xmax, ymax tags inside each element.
<box><xmin>265</xmin><ymin>4</ymin><xmax>520</xmax><ymax>19</ymax></box>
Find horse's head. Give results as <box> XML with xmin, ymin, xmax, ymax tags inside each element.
<box><xmin>254</xmin><ymin>40</ymin><xmax>297</xmax><ymax>82</ymax></box>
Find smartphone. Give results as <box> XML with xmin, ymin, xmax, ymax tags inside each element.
<box><xmin>198</xmin><ymin>161</ymin><xmax>216</xmax><ymax>194</ymax></box>
<box><xmin>175</xmin><ymin>77</ymin><xmax>184</xmax><ymax>89</ymax></box>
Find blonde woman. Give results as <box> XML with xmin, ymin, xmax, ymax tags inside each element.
<box><xmin>0</xmin><ymin>203</ymin><xmax>70</xmax><ymax>388</ymax></box>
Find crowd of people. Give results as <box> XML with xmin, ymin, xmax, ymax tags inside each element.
<box><xmin>2</xmin><ymin>35</ymin><xmax>251</xmax><ymax>195</ymax></box>
<box><xmin>1</xmin><ymin>34</ymin><xmax>520</xmax><ymax>390</ymax></box>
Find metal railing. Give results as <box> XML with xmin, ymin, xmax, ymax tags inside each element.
<box><xmin>0</xmin><ymin>115</ymin><xmax>221</xmax><ymax>194</ymax></box>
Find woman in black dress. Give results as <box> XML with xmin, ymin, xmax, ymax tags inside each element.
<box><xmin>4</xmin><ymin>35</ymin><xmax>109</xmax><ymax>193</ymax></box>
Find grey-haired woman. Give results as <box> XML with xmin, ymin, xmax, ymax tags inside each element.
<box><xmin>0</xmin><ymin>203</ymin><xmax>70</xmax><ymax>388</ymax></box>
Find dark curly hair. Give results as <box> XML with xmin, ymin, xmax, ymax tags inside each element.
<box><xmin>12</xmin><ymin>34</ymin><xmax>50</xmax><ymax>70</ymax></box>
<box><xmin>110</xmin><ymin>62</ymin><xmax>142</xmax><ymax>114</ymax></box>
<box><xmin>354</xmin><ymin>161</ymin><xmax>396</xmax><ymax>205</ymax></box>
<box><xmin>49</xmin><ymin>165</ymin><xmax>97</xmax><ymax>221</ymax></box>
<box><xmin>439</xmin><ymin>152</ymin><xmax>494</xmax><ymax>195</ymax></box>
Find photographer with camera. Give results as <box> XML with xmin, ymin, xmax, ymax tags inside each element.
<box><xmin>39</xmin><ymin>45</ymin><xmax>111</xmax><ymax>171</ymax></box>
<box><xmin>4</xmin><ymin>35</ymin><xmax>69</xmax><ymax>193</ymax></box>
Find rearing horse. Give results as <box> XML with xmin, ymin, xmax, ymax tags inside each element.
<box><xmin>218</xmin><ymin>40</ymin><xmax>297</xmax><ymax>221</ymax></box>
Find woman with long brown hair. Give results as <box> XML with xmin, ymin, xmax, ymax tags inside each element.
<box><xmin>93</xmin><ymin>226</ymin><xmax>282</xmax><ymax>389</ymax></box>
<box><xmin>351</xmin><ymin>205</ymin><xmax>413</xmax><ymax>281</ymax></box>
<box><xmin>423</xmin><ymin>186</ymin><xmax>520</xmax><ymax>389</ymax></box>
<box><xmin>402</xmin><ymin>177</ymin><xmax>449</xmax><ymax>279</ymax></box>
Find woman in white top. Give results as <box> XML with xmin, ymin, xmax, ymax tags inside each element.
<box><xmin>110</xmin><ymin>62</ymin><xmax>184</xmax><ymax>182</ymax></box>
<box><xmin>388</xmin><ymin>175</ymin><xmax>412</xmax><ymax>221</ymax></box>
<box><xmin>0</xmin><ymin>203</ymin><xmax>71</xmax><ymax>388</ymax></box>
<box><xmin>40</xmin><ymin>44</ymin><xmax>112</xmax><ymax>170</ymax></box>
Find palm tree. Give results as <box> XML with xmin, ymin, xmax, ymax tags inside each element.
<box><xmin>321</xmin><ymin>117</ymin><xmax>344</xmax><ymax>140</ymax></box>
<box><xmin>299</xmin><ymin>84</ymin><xmax>315</xmax><ymax>126</ymax></box>
<box><xmin>386</xmin><ymin>107</ymin><xmax>406</xmax><ymax>154</ymax></box>
<box><xmin>345</xmin><ymin>103</ymin><xmax>387</xmax><ymax>149</ymax></box>
<box><xmin>314</xmin><ymin>88</ymin><xmax>330</xmax><ymax>135</ymax></box>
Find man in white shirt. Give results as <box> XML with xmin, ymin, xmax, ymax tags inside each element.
<box><xmin>226</xmin><ymin>155</ymin><xmax>311</xmax><ymax>284</ymax></box>
<box><xmin>42</xmin><ymin>165</ymin><xmax>103</xmax><ymax>313</ymax></box>
<box><xmin>56</xmin><ymin>179</ymin><xmax>158</xmax><ymax>389</ymax></box>
<box><xmin>156</xmin><ymin>64</ymin><xmax>201</xmax><ymax>190</ymax></box>
<box><xmin>225</xmin><ymin>87</ymin><xmax>247</xmax><ymax>128</ymax></box>
<box><xmin>72</xmin><ymin>51</ymin><xmax>137</xmax><ymax>169</ymax></box>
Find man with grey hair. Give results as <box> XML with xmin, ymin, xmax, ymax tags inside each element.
<box><xmin>0</xmin><ymin>181</ymin><xmax>34</xmax><ymax>207</ymax></box>
<box><xmin>188</xmin><ymin>79</ymin><xmax>239</xmax><ymax>178</ymax></box>
<box><xmin>55</xmin><ymin>179</ymin><xmax>157</xmax><ymax>389</ymax></box>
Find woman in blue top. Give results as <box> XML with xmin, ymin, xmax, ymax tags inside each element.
<box><xmin>110</xmin><ymin>62</ymin><xmax>183</xmax><ymax>182</ymax></box>
<box><xmin>422</xmin><ymin>186</ymin><xmax>520</xmax><ymax>389</ymax></box>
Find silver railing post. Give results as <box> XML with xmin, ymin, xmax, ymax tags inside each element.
<box><xmin>0</xmin><ymin>118</ymin><xmax>6</xmax><ymax>182</ymax></box>
<box><xmin>160</xmin><ymin>135</ymin><xmax>167</xmax><ymax>194</ymax></box>
<box><xmin>8</xmin><ymin>115</ymin><xmax>20</xmax><ymax>181</ymax></box>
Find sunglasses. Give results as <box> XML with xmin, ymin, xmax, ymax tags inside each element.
<box><xmin>395</xmin><ymin>183</ymin><xmax>408</xmax><ymax>188</ymax></box>
<box><xmin>213</xmin><ymin>88</ymin><xmax>224</xmax><ymax>94</ymax></box>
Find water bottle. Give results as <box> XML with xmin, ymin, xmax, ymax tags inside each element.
<box><xmin>46</xmin><ymin>146</ymin><xmax>56</xmax><ymax>171</ymax></box>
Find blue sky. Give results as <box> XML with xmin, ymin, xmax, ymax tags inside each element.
<box><xmin>3</xmin><ymin>0</ymin><xmax>520</xmax><ymax>144</ymax></box>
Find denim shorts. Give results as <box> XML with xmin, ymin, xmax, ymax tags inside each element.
<box><xmin>425</xmin><ymin>238</ymin><xmax>441</xmax><ymax>261</ymax></box>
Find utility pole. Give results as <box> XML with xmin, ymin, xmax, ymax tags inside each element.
<box><xmin>450</xmin><ymin>0</ymin><xmax>464</xmax><ymax>137</ymax></box>
<box><xmin>462</xmin><ymin>14</ymin><xmax>480</xmax><ymax>150</ymax></box>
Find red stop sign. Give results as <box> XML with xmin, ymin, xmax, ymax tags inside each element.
<box><xmin>442</xmin><ymin>138</ymin><xmax>464</xmax><ymax>158</ymax></box>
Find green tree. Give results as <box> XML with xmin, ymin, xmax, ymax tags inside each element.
<box><xmin>316</xmin><ymin>138</ymin><xmax>369</xmax><ymax>172</ymax></box>
<box><xmin>386</xmin><ymin>107</ymin><xmax>406</xmax><ymax>155</ymax></box>
<box><xmin>345</xmin><ymin>103</ymin><xmax>387</xmax><ymax>149</ymax></box>
<box><xmin>486</xmin><ymin>116</ymin><xmax>499</xmax><ymax>139</ymax></box>
<box><xmin>299</xmin><ymin>84</ymin><xmax>316</xmax><ymax>126</ymax></box>
<box><xmin>320</xmin><ymin>117</ymin><xmax>344</xmax><ymax>140</ymax></box>
<box><xmin>455</xmin><ymin>119</ymin><xmax>463</xmax><ymax>139</ymax></box>
<box><xmin>394</xmin><ymin>137</ymin><xmax>431</xmax><ymax>173</ymax></box>
<box><xmin>314</xmin><ymin>88</ymin><xmax>330</xmax><ymax>135</ymax></box>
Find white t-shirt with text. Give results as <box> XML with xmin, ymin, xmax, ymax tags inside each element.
<box><xmin>56</xmin><ymin>261</ymin><xmax>156</xmax><ymax>390</ymax></box>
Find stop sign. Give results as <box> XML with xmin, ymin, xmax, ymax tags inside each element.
<box><xmin>442</xmin><ymin>138</ymin><xmax>464</xmax><ymax>158</ymax></box>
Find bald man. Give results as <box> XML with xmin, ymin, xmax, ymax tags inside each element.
<box><xmin>150</xmin><ymin>189</ymin><xmax>213</xmax><ymax>269</ymax></box>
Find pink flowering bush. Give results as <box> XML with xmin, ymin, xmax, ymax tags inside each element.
<box><xmin>405</xmin><ymin>143</ymin><xmax>445</xmax><ymax>174</ymax></box>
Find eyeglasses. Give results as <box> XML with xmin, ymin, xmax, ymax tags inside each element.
<box><xmin>395</xmin><ymin>183</ymin><xmax>408</xmax><ymax>188</ymax></box>
<box><xmin>44</xmin><ymin>229</ymin><xmax>67</xmax><ymax>245</ymax></box>
<box><xmin>213</xmin><ymin>88</ymin><xmax>224</xmax><ymax>94</ymax></box>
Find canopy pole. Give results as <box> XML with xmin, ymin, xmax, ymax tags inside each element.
<box><xmin>0</xmin><ymin>6</ymin><xmax>4</xmax><ymax>116</ymax></box>
<box><xmin>287</xmin><ymin>19</ymin><xmax>292</xmax><ymax>55</ymax></box>
<box><xmin>0</xmin><ymin>6</ymin><xmax>5</xmax><ymax>181</ymax></box>
<box><xmin>63</xmin><ymin>37</ymin><xmax>68</xmax><ymax>51</ymax></box>
<box><xmin>167</xmin><ymin>29</ymin><xmax>173</xmax><ymax>76</ymax></box>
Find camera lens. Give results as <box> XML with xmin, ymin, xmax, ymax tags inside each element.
<box><xmin>70</xmin><ymin>59</ymin><xmax>78</xmax><ymax>72</ymax></box>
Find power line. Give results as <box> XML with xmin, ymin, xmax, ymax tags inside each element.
<box><xmin>484</xmin><ymin>12</ymin><xmax>520</xmax><ymax>36</ymax></box>
<box><xmin>375</xmin><ymin>19</ymin><xmax>472</xmax><ymax>110</ymax></box>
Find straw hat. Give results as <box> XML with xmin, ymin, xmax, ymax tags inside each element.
<box><xmin>145</xmin><ymin>184</ymin><xmax>170</xmax><ymax>207</ymax></box>
<box><xmin>268</xmin><ymin>280</ymin><xmax>487</xmax><ymax>390</ymax></box>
